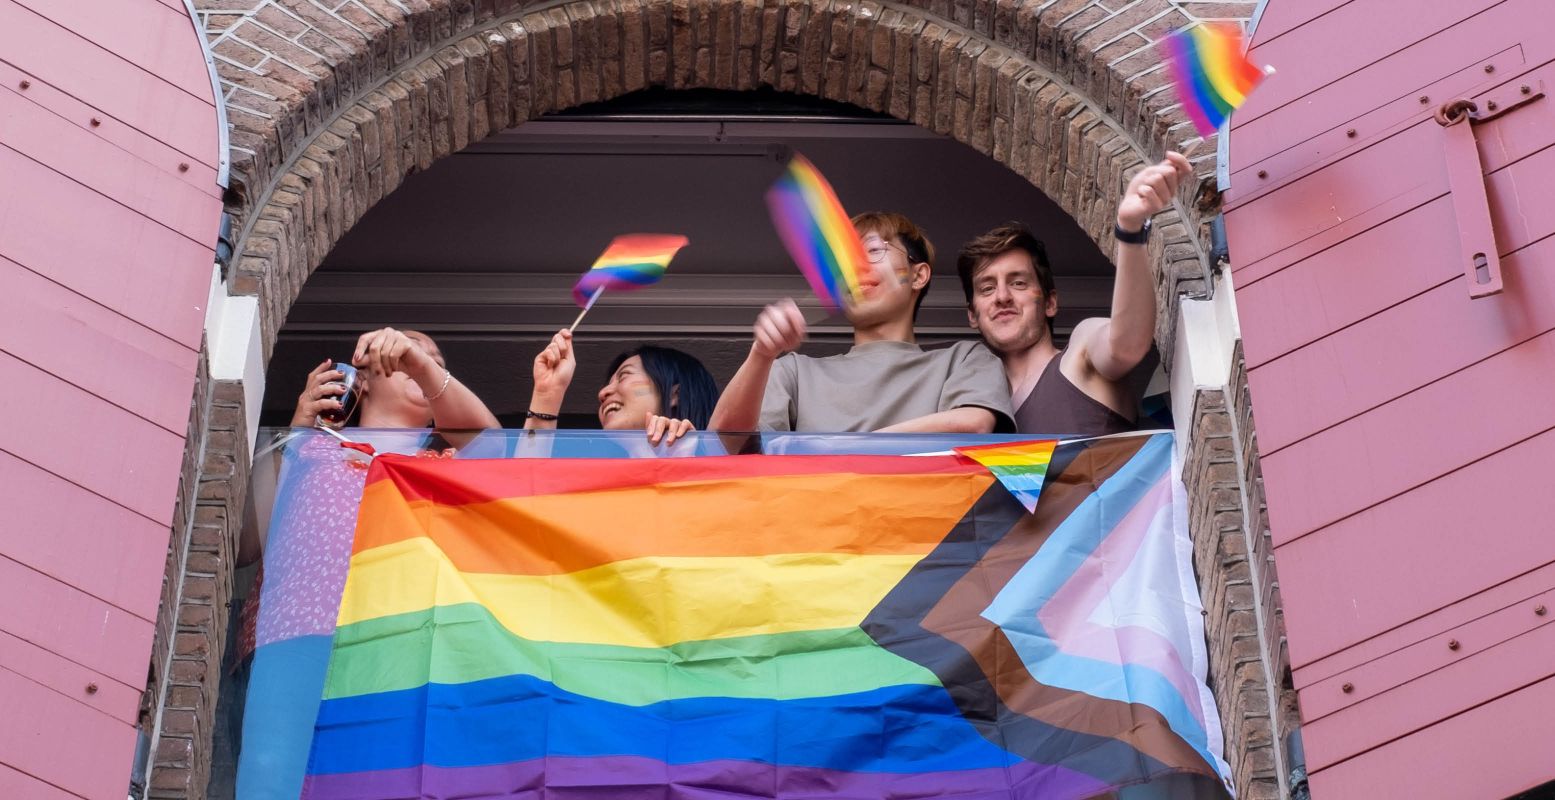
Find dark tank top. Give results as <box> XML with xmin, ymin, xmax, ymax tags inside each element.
<box><xmin>1013</xmin><ymin>350</ymin><xmax>1139</xmax><ymax>437</ymax></box>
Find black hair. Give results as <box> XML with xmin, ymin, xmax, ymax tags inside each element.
<box><xmin>605</xmin><ymin>345</ymin><xmax>720</xmax><ymax>429</ymax></box>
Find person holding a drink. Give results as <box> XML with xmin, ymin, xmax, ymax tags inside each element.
<box><xmin>290</xmin><ymin>327</ymin><xmax>499</xmax><ymax>431</ymax></box>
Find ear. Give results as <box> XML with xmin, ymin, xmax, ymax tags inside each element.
<box><xmin>668</xmin><ymin>384</ymin><xmax>680</xmax><ymax>415</ymax></box>
<box><xmin>966</xmin><ymin>304</ymin><xmax>980</xmax><ymax>331</ymax></box>
<box><xmin>1044</xmin><ymin>289</ymin><xmax>1060</xmax><ymax>318</ymax></box>
<box><xmin>910</xmin><ymin>262</ymin><xmax>932</xmax><ymax>292</ymax></box>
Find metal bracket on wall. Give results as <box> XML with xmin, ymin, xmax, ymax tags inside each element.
<box><xmin>1435</xmin><ymin>81</ymin><xmax>1545</xmax><ymax>299</ymax></box>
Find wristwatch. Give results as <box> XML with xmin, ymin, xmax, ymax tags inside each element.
<box><xmin>1114</xmin><ymin>217</ymin><xmax>1152</xmax><ymax>245</ymax></box>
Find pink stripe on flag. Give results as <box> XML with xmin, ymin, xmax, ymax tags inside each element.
<box><xmin>1035</xmin><ymin>474</ymin><xmax>1206</xmax><ymax>729</ymax></box>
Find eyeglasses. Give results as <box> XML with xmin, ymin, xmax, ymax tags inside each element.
<box><xmin>863</xmin><ymin>239</ymin><xmax>906</xmax><ymax>264</ymax></box>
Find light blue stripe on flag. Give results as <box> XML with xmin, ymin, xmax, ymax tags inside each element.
<box><xmin>982</xmin><ymin>435</ymin><xmax>1219</xmax><ymax>769</ymax></box>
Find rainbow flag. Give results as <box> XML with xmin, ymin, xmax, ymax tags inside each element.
<box><xmin>572</xmin><ymin>233</ymin><xmax>688</xmax><ymax>307</ymax></box>
<box><xmin>955</xmin><ymin>438</ymin><xmax>1059</xmax><ymax>513</ymax></box>
<box><xmin>282</xmin><ymin>434</ymin><xmax>1230</xmax><ymax>799</ymax></box>
<box><xmin>1161</xmin><ymin>21</ymin><xmax>1266</xmax><ymax>137</ymax></box>
<box><xmin>765</xmin><ymin>153</ymin><xmax>870</xmax><ymax>309</ymax></box>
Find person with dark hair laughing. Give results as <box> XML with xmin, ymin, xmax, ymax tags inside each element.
<box><xmin>523</xmin><ymin>328</ymin><xmax>720</xmax><ymax>446</ymax></box>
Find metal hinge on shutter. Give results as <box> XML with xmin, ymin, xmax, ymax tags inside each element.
<box><xmin>1435</xmin><ymin>81</ymin><xmax>1545</xmax><ymax>298</ymax></box>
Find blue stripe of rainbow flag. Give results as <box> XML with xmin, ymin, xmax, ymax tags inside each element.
<box><xmin>308</xmin><ymin>677</ymin><xmax>1023</xmax><ymax>776</ymax></box>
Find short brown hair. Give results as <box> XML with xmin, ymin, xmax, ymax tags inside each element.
<box><xmin>956</xmin><ymin>223</ymin><xmax>1057</xmax><ymax>331</ymax></box>
<box><xmin>851</xmin><ymin>211</ymin><xmax>935</xmax><ymax>320</ymax></box>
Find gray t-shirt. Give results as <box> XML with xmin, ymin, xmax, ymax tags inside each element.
<box><xmin>759</xmin><ymin>340</ymin><xmax>1015</xmax><ymax>432</ymax></box>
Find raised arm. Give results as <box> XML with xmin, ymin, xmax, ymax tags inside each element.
<box><xmin>524</xmin><ymin>329</ymin><xmax>576</xmax><ymax>430</ymax></box>
<box><xmin>708</xmin><ymin>299</ymin><xmax>807</xmax><ymax>431</ymax></box>
<box><xmin>1081</xmin><ymin>151</ymin><xmax>1193</xmax><ymax>382</ymax></box>
<box><xmin>354</xmin><ymin>327</ymin><xmax>500</xmax><ymax>430</ymax></box>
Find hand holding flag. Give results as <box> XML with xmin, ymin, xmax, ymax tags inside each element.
<box><xmin>1117</xmin><ymin>150</ymin><xmax>1193</xmax><ymax>233</ymax></box>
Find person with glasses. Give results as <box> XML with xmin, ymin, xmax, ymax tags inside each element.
<box><xmin>710</xmin><ymin>211</ymin><xmax>1014</xmax><ymax>433</ymax></box>
<box><xmin>956</xmin><ymin>152</ymin><xmax>1192</xmax><ymax>436</ymax></box>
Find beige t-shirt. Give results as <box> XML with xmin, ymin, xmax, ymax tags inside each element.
<box><xmin>759</xmin><ymin>340</ymin><xmax>1015</xmax><ymax>432</ymax></box>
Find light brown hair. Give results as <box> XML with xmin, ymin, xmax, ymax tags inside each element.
<box><xmin>956</xmin><ymin>222</ymin><xmax>1057</xmax><ymax>333</ymax></box>
<box><xmin>851</xmin><ymin>211</ymin><xmax>935</xmax><ymax>320</ymax></box>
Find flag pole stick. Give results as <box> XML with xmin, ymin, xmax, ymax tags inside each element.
<box><xmin>569</xmin><ymin>287</ymin><xmax>605</xmax><ymax>333</ymax></box>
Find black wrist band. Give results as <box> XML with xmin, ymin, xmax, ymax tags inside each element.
<box><xmin>1114</xmin><ymin>217</ymin><xmax>1152</xmax><ymax>245</ymax></box>
<box><xmin>526</xmin><ymin>410</ymin><xmax>559</xmax><ymax>421</ymax></box>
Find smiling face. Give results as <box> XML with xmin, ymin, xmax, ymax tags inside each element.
<box><xmin>966</xmin><ymin>250</ymin><xmax>1056</xmax><ymax>354</ymax></box>
<box><xmin>846</xmin><ymin>231</ymin><xmax>929</xmax><ymax>328</ymax></box>
<box><xmin>597</xmin><ymin>355</ymin><xmax>662</xmax><ymax>429</ymax></box>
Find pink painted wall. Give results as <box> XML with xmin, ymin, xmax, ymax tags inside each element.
<box><xmin>0</xmin><ymin>0</ymin><xmax>222</xmax><ymax>796</ymax></box>
<box><xmin>1224</xmin><ymin>0</ymin><xmax>1555</xmax><ymax>796</ymax></box>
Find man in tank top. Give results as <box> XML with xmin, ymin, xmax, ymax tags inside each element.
<box><xmin>955</xmin><ymin>152</ymin><xmax>1192</xmax><ymax>437</ymax></box>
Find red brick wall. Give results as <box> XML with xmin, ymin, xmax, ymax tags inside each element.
<box><xmin>147</xmin><ymin>369</ymin><xmax>250</xmax><ymax>798</ymax></box>
<box><xmin>190</xmin><ymin>0</ymin><xmax>1235</xmax><ymax>357</ymax></box>
<box><xmin>1183</xmin><ymin>342</ymin><xmax>1300</xmax><ymax>800</ymax></box>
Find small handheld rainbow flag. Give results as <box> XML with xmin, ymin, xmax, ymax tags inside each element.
<box><xmin>765</xmin><ymin>153</ymin><xmax>870</xmax><ymax>310</ymax></box>
<box><xmin>955</xmin><ymin>439</ymin><xmax>1059</xmax><ymax>514</ymax></box>
<box><xmin>1161</xmin><ymin>22</ymin><xmax>1267</xmax><ymax>137</ymax></box>
<box><xmin>572</xmin><ymin>233</ymin><xmax>689</xmax><ymax>308</ymax></box>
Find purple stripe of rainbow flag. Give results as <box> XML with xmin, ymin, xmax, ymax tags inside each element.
<box><xmin>1161</xmin><ymin>22</ymin><xmax>1266</xmax><ymax>137</ymax></box>
<box><xmin>765</xmin><ymin>153</ymin><xmax>870</xmax><ymax>309</ymax></box>
<box><xmin>572</xmin><ymin>233</ymin><xmax>689</xmax><ymax>307</ymax></box>
<box><xmin>303</xmin><ymin>754</ymin><xmax>1109</xmax><ymax>799</ymax></box>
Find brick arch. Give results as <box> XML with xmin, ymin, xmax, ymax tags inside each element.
<box><xmin>145</xmin><ymin>4</ymin><xmax>1280</xmax><ymax>797</ymax></box>
<box><xmin>197</xmin><ymin>0</ymin><xmax>1247</xmax><ymax>360</ymax></box>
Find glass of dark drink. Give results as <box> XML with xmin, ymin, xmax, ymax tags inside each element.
<box><xmin>317</xmin><ymin>362</ymin><xmax>360</xmax><ymax>429</ymax></box>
